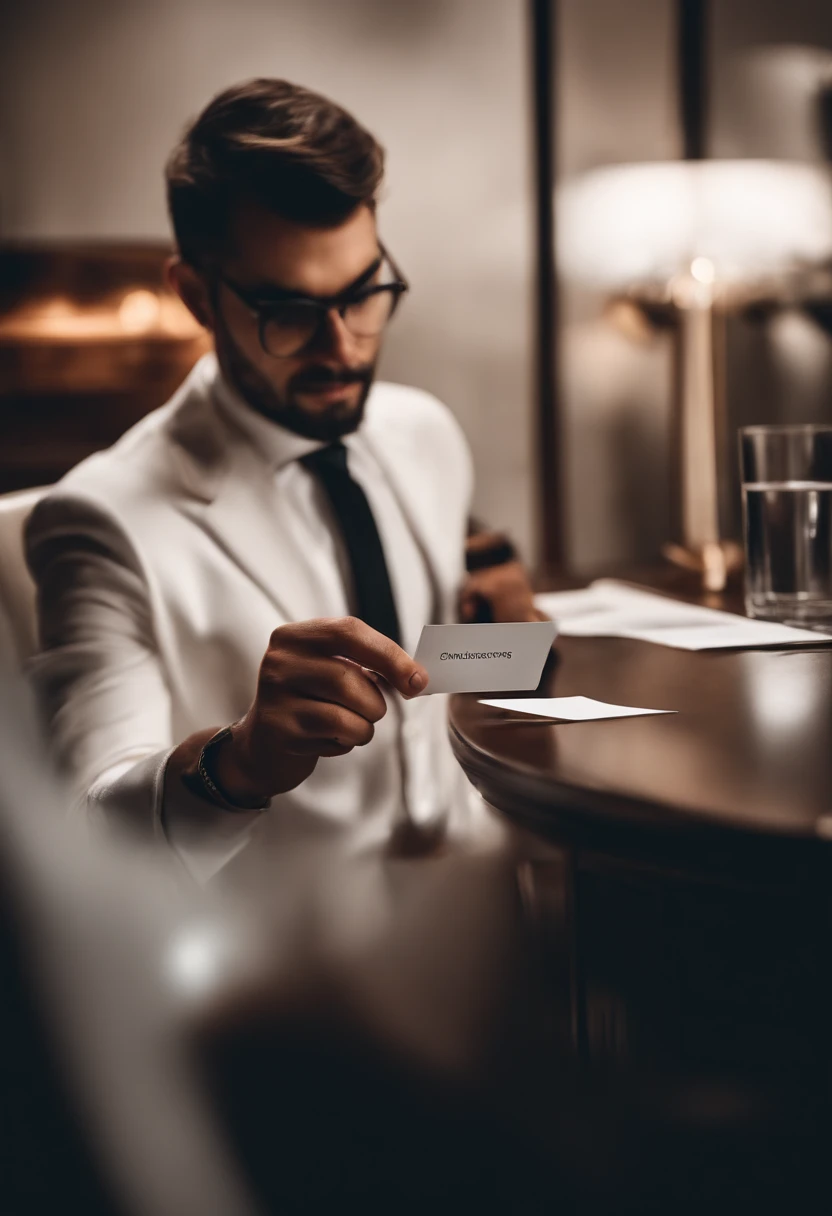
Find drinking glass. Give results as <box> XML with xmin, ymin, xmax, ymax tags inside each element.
<box><xmin>740</xmin><ymin>424</ymin><xmax>832</xmax><ymax>627</ymax></box>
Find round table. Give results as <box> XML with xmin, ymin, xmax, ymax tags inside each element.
<box><xmin>448</xmin><ymin>620</ymin><xmax>832</xmax><ymax>1174</ymax></box>
<box><xmin>450</xmin><ymin>632</ymin><xmax>832</xmax><ymax>859</ymax></box>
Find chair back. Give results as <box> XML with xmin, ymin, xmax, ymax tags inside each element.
<box><xmin>0</xmin><ymin>487</ymin><xmax>46</xmax><ymax>666</ymax></box>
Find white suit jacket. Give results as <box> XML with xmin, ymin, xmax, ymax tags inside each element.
<box><xmin>26</xmin><ymin>355</ymin><xmax>476</xmax><ymax>880</ymax></box>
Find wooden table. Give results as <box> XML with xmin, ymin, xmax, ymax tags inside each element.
<box><xmin>448</xmin><ymin>573</ymin><xmax>832</xmax><ymax>1204</ymax></box>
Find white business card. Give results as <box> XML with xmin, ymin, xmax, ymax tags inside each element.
<box><xmin>413</xmin><ymin>621</ymin><xmax>557</xmax><ymax>695</ymax></box>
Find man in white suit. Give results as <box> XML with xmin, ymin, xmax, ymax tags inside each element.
<box><xmin>26</xmin><ymin>79</ymin><xmax>541</xmax><ymax>881</ymax></box>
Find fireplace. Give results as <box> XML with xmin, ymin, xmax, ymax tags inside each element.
<box><xmin>0</xmin><ymin>244</ymin><xmax>211</xmax><ymax>493</ymax></box>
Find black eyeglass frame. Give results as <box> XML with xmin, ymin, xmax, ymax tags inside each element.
<box><xmin>213</xmin><ymin>243</ymin><xmax>409</xmax><ymax>358</ymax></box>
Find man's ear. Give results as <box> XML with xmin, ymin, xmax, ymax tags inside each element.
<box><xmin>166</xmin><ymin>256</ymin><xmax>215</xmax><ymax>332</ymax></box>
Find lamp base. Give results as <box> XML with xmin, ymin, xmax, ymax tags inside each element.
<box><xmin>661</xmin><ymin>540</ymin><xmax>743</xmax><ymax>593</ymax></box>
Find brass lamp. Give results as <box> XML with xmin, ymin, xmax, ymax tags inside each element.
<box><xmin>558</xmin><ymin>159</ymin><xmax>832</xmax><ymax>591</ymax></box>
<box><xmin>0</xmin><ymin>243</ymin><xmax>210</xmax><ymax>492</ymax></box>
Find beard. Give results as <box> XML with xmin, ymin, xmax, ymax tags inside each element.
<box><xmin>214</xmin><ymin>319</ymin><xmax>376</xmax><ymax>442</ymax></box>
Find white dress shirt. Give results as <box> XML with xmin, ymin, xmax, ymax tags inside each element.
<box><xmin>211</xmin><ymin>373</ymin><xmax>435</xmax><ymax>659</ymax></box>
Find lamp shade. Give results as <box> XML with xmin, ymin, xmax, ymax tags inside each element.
<box><xmin>557</xmin><ymin>160</ymin><xmax>832</xmax><ymax>289</ymax></box>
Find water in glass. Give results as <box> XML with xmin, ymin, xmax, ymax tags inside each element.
<box><xmin>743</xmin><ymin>479</ymin><xmax>832</xmax><ymax>625</ymax></box>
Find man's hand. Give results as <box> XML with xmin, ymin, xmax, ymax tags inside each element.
<box><xmin>210</xmin><ymin>618</ymin><xmax>428</xmax><ymax>805</ymax></box>
<box><xmin>459</xmin><ymin>559</ymin><xmax>548</xmax><ymax>624</ymax></box>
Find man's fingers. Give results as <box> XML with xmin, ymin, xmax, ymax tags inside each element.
<box><xmin>289</xmin><ymin>656</ymin><xmax>389</xmax><ymax>722</ymax></box>
<box><xmin>314</xmin><ymin>741</ymin><xmax>357</xmax><ymax>758</ymax></box>
<box><xmin>280</xmin><ymin>618</ymin><xmax>428</xmax><ymax>697</ymax></box>
<box><xmin>286</xmin><ymin>738</ymin><xmax>355</xmax><ymax>759</ymax></box>
<box><xmin>290</xmin><ymin>700</ymin><xmax>376</xmax><ymax>750</ymax></box>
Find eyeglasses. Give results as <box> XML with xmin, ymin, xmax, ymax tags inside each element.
<box><xmin>214</xmin><ymin>244</ymin><xmax>409</xmax><ymax>358</ymax></box>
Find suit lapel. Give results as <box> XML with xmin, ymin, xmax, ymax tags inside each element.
<box><xmin>168</xmin><ymin>364</ymin><xmax>326</xmax><ymax>624</ymax></box>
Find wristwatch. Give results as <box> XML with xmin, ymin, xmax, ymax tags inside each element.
<box><xmin>193</xmin><ymin>726</ymin><xmax>270</xmax><ymax>813</ymax></box>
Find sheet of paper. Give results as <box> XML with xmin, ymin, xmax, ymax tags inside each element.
<box><xmin>534</xmin><ymin>580</ymin><xmax>832</xmax><ymax>650</ymax></box>
<box><xmin>616</xmin><ymin>620</ymin><xmax>830</xmax><ymax>649</ymax></box>
<box><xmin>413</xmin><ymin>621</ymin><xmax>557</xmax><ymax>694</ymax></box>
<box><xmin>480</xmin><ymin>696</ymin><xmax>676</xmax><ymax>721</ymax></box>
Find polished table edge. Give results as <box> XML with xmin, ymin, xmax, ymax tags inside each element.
<box><xmin>450</xmin><ymin>710</ymin><xmax>832</xmax><ymax>885</ymax></box>
<box><xmin>451</xmin><ymin>558</ymin><xmax>832</xmax><ymax>877</ymax></box>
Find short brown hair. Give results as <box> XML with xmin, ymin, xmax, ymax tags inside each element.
<box><xmin>165</xmin><ymin>78</ymin><xmax>385</xmax><ymax>266</ymax></box>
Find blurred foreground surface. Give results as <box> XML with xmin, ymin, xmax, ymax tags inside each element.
<box><xmin>0</xmin><ymin>621</ymin><xmax>827</xmax><ymax>1214</ymax></box>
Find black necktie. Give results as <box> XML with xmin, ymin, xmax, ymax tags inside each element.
<box><xmin>302</xmin><ymin>443</ymin><xmax>402</xmax><ymax>647</ymax></box>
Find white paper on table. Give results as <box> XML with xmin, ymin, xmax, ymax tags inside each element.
<box><xmin>479</xmin><ymin>696</ymin><xmax>676</xmax><ymax>722</ymax></box>
<box><xmin>534</xmin><ymin>580</ymin><xmax>832</xmax><ymax>650</ymax></box>
<box><xmin>616</xmin><ymin>620</ymin><xmax>830</xmax><ymax>650</ymax></box>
